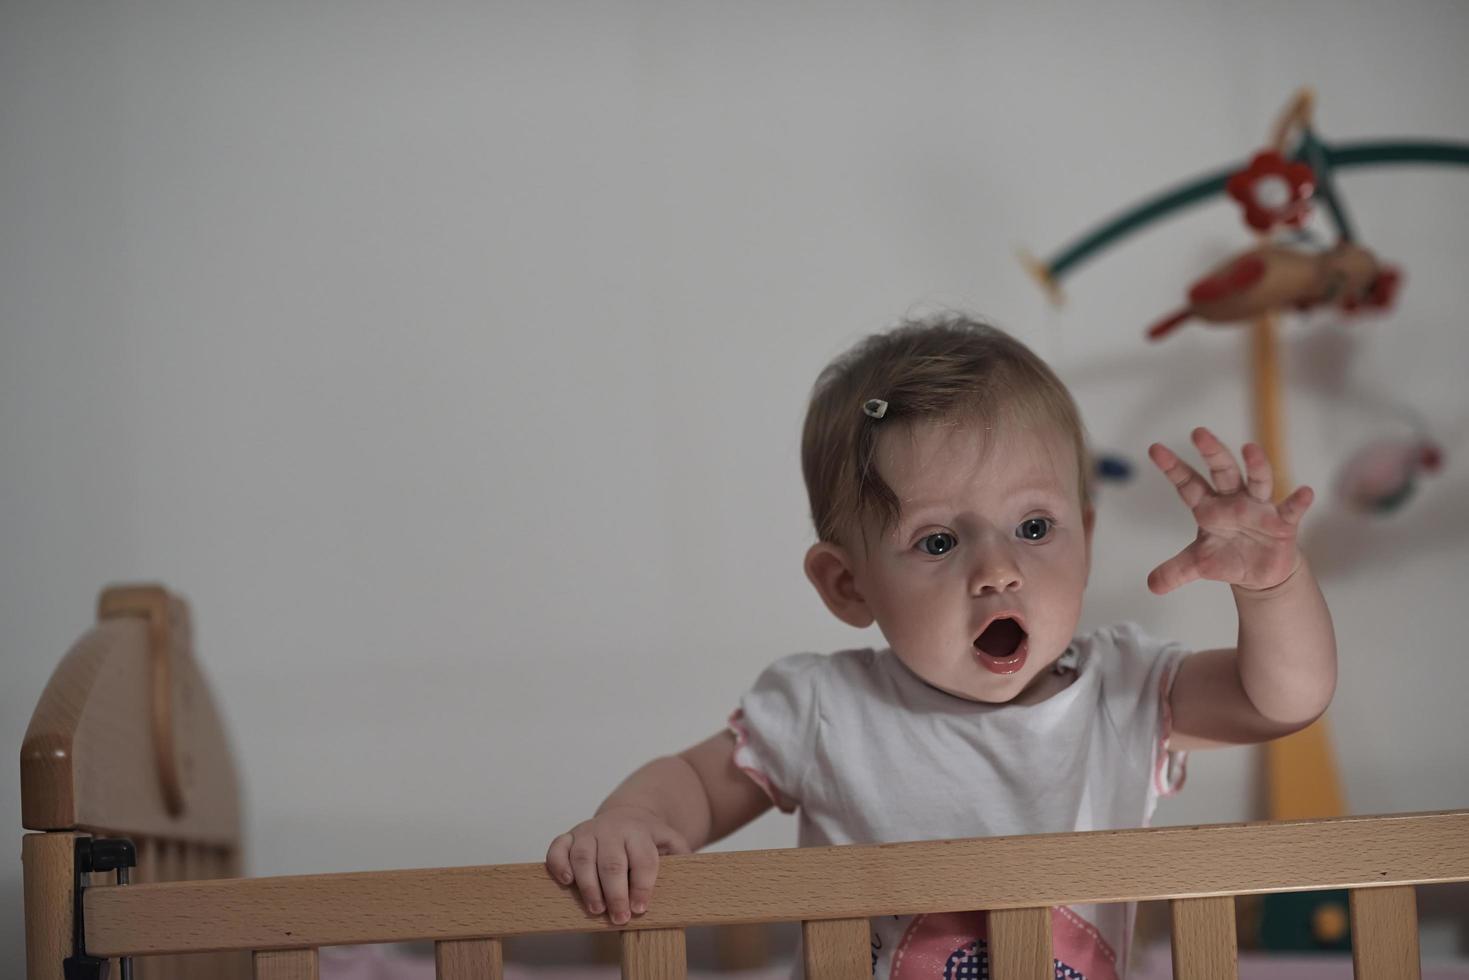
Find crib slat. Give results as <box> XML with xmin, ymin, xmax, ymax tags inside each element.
<box><xmin>176</xmin><ymin>844</ymin><xmax>211</xmax><ymax>980</ymax></box>
<box><xmin>203</xmin><ymin>846</ymin><xmax>246</xmax><ymax>980</ymax></box>
<box><xmin>802</xmin><ymin>917</ymin><xmax>869</xmax><ymax>980</ymax></box>
<box><xmin>1170</xmin><ymin>896</ymin><xmax>1237</xmax><ymax>980</ymax></box>
<box><xmin>158</xmin><ymin>841</ymin><xmax>180</xmax><ymax>980</ymax></box>
<box><xmin>224</xmin><ymin>842</ymin><xmax>245</xmax><ymax>878</ymax></box>
<box><xmin>1349</xmin><ymin>886</ymin><xmax>1421</xmax><ymax>979</ymax></box>
<box><xmin>620</xmin><ymin>928</ymin><xmax>687</xmax><ymax>980</ymax></box>
<box><xmin>254</xmin><ymin>948</ymin><xmax>319</xmax><ymax>980</ymax></box>
<box><xmin>435</xmin><ymin>938</ymin><xmax>504</xmax><ymax>980</ymax></box>
<box><xmin>132</xmin><ymin>839</ymin><xmax>155</xmax><ymax>980</ymax></box>
<box><xmin>224</xmin><ymin>847</ymin><xmax>256</xmax><ymax>980</ymax></box>
<box><xmin>988</xmin><ymin>907</ymin><xmax>1052</xmax><ymax>980</ymax></box>
<box><xmin>141</xmin><ymin>841</ymin><xmax>169</xmax><ymax>980</ymax></box>
<box><xmin>140</xmin><ymin>841</ymin><xmax>157</xmax><ymax>980</ymax></box>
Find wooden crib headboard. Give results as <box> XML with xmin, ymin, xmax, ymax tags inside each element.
<box><xmin>21</xmin><ymin>583</ymin><xmax>248</xmax><ymax>979</ymax></box>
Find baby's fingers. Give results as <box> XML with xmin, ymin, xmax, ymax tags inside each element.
<box><xmin>567</xmin><ymin>835</ymin><xmax>607</xmax><ymax>915</ymax></box>
<box><xmin>1241</xmin><ymin>442</ymin><xmax>1274</xmax><ymax>502</ymax></box>
<box><xmin>545</xmin><ymin>833</ymin><xmax>576</xmax><ymax>886</ymax></box>
<box><xmin>624</xmin><ymin>835</ymin><xmax>661</xmax><ymax>918</ymax></box>
<box><xmin>596</xmin><ymin>844</ymin><xmax>635</xmax><ymax>925</ymax></box>
<box><xmin>1148</xmin><ymin>442</ymin><xmax>1211</xmax><ymax>511</ymax></box>
<box><xmin>1277</xmin><ymin>485</ymin><xmax>1314</xmax><ymax>526</ymax></box>
<box><xmin>1148</xmin><ymin>546</ymin><xmax>1202</xmax><ymax>596</ymax></box>
<box><xmin>1192</xmin><ymin>427</ymin><xmax>1244</xmax><ymax>494</ymax></box>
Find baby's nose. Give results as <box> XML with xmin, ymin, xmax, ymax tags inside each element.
<box><xmin>970</xmin><ymin>557</ymin><xmax>1022</xmax><ymax>594</ymax></box>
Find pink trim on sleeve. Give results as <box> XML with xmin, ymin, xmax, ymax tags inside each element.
<box><xmin>728</xmin><ymin>709</ymin><xmax>798</xmax><ymax>813</ymax></box>
<box><xmin>1154</xmin><ymin>657</ymin><xmax>1189</xmax><ymax>798</ymax></box>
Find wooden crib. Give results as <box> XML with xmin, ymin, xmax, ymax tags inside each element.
<box><xmin>21</xmin><ymin>585</ymin><xmax>1469</xmax><ymax>980</ymax></box>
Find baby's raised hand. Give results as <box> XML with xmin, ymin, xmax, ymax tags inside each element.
<box><xmin>545</xmin><ymin>805</ymin><xmax>690</xmax><ymax>925</ymax></box>
<box><xmin>1147</xmin><ymin>427</ymin><xmax>1313</xmax><ymax>594</ymax></box>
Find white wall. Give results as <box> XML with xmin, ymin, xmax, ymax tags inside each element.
<box><xmin>4</xmin><ymin>0</ymin><xmax>1468</xmax><ymax>965</ymax></box>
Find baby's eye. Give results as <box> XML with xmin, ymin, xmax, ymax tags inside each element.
<box><xmin>1016</xmin><ymin>518</ymin><xmax>1052</xmax><ymax>541</ymax></box>
<box><xmin>917</xmin><ymin>532</ymin><xmax>957</xmax><ymax>556</ymax></box>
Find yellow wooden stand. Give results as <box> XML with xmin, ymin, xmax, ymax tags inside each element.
<box><xmin>1252</xmin><ymin>315</ymin><xmax>1345</xmax><ymax>822</ymax></box>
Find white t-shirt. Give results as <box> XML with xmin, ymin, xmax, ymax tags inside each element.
<box><xmin>729</xmin><ymin>622</ymin><xmax>1189</xmax><ymax>980</ymax></box>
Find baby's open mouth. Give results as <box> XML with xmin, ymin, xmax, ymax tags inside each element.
<box><xmin>974</xmin><ymin>617</ymin><xmax>1027</xmax><ymax>659</ymax></box>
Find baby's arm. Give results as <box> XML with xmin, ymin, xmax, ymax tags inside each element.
<box><xmin>1148</xmin><ymin>428</ymin><xmax>1337</xmax><ymax>750</ymax></box>
<box><xmin>545</xmin><ymin>731</ymin><xmax>772</xmax><ymax>924</ymax></box>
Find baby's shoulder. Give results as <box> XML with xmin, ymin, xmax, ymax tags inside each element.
<box><xmin>1076</xmin><ymin>621</ymin><xmax>1188</xmax><ymax>697</ymax></box>
<box><xmin>1075</xmin><ymin>620</ymin><xmax>1173</xmax><ymax>657</ymax></box>
<box><xmin>756</xmin><ymin>647</ymin><xmax>882</xmax><ymax>682</ymax></box>
<box><xmin>749</xmin><ymin>647</ymin><xmax>886</xmax><ymax>701</ymax></box>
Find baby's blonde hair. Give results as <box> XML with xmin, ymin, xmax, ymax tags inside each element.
<box><xmin>801</xmin><ymin>314</ymin><xmax>1091</xmax><ymax>543</ymax></box>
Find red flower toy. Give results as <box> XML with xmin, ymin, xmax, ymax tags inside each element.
<box><xmin>1226</xmin><ymin>150</ymin><xmax>1316</xmax><ymax>232</ymax></box>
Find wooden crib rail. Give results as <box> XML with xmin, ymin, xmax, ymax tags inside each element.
<box><xmin>19</xmin><ymin>589</ymin><xmax>1465</xmax><ymax>980</ymax></box>
<box><xmin>67</xmin><ymin>808</ymin><xmax>1469</xmax><ymax>977</ymax></box>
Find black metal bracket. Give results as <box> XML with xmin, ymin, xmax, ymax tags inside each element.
<box><xmin>64</xmin><ymin>836</ymin><xmax>137</xmax><ymax>980</ymax></box>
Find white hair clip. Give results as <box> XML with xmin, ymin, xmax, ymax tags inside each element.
<box><xmin>863</xmin><ymin>398</ymin><xmax>889</xmax><ymax>419</ymax></box>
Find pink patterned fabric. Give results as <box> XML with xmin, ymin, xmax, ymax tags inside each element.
<box><xmin>889</xmin><ymin>908</ymin><xmax>1118</xmax><ymax>980</ymax></box>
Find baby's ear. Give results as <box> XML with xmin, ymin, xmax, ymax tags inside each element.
<box><xmin>804</xmin><ymin>541</ymin><xmax>874</xmax><ymax>629</ymax></box>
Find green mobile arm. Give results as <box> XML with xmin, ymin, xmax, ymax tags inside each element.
<box><xmin>1038</xmin><ymin>138</ymin><xmax>1469</xmax><ymax>288</ymax></box>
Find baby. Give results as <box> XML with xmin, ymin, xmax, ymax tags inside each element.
<box><xmin>546</xmin><ymin>314</ymin><xmax>1336</xmax><ymax>979</ymax></box>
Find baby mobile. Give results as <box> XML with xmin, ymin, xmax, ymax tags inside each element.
<box><xmin>1025</xmin><ymin>88</ymin><xmax>1469</xmax><ymax>951</ymax></box>
<box><xmin>1027</xmin><ymin>88</ymin><xmax>1466</xmax><ymax>512</ymax></box>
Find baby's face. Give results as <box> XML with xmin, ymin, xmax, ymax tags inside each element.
<box><xmin>847</xmin><ymin>416</ymin><xmax>1092</xmax><ymax>704</ymax></box>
